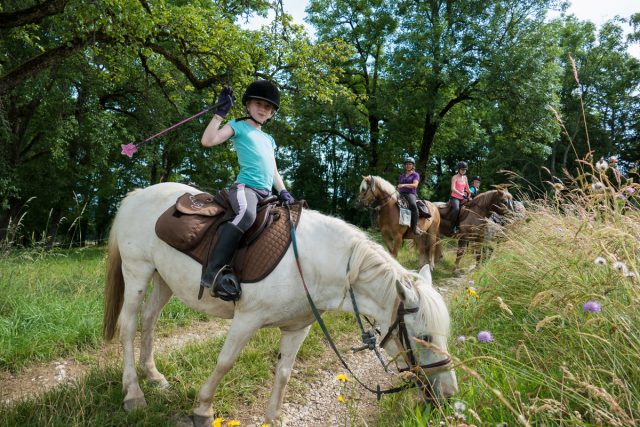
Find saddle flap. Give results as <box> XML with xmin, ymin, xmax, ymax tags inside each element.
<box><xmin>176</xmin><ymin>192</ymin><xmax>225</xmax><ymax>217</ymax></box>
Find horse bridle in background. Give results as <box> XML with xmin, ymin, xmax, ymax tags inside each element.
<box><xmin>360</xmin><ymin>176</ymin><xmax>395</xmax><ymax>210</ymax></box>
<box><xmin>286</xmin><ymin>205</ymin><xmax>452</xmax><ymax>400</ymax></box>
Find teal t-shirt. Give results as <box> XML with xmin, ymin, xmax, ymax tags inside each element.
<box><xmin>228</xmin><ymin>119</ymin><xmax>276</xmax><ymax>191</ymax></box>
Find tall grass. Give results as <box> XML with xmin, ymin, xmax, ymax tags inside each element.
<box><xmin>380</xmin><ymin>167</ymin><xmax>639</xmax><ymax>426</ymax></box>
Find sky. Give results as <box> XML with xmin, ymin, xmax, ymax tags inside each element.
<box><xmin>244</xmin><ymin>0</ymin><xmax>639</xmax><ymax>57</ymax></box>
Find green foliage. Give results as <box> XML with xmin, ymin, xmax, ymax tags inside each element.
<box><xmin>0</xmin><ymin>246</ymin><xmax>206</xmax><ymax>371</ymax></box>
<box><xmin>379</xmin><ymin>171</ymin><xmax>640</xmax><ymax>426</ymax></box>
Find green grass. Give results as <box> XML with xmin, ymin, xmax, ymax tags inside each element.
<box><xmin>377</xmin><ymin>195</ymin><xmax>640</xmax><ymax>426</ymax></box>
<box><xmin>0</xmin><ymin>246</ymin><xmax>206</xmax><ymax>371</ymax></box>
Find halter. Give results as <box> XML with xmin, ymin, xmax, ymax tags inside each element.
<box><xmin>285</xmin><ymin>205</ymin><xmax>452</xmax><ymax>400</ymax></box>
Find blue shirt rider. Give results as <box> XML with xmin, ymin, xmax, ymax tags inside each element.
<box><xmin>199</xmin><ymin>80</ymin><xmax>295</xmax><ymax>301</ymax></box>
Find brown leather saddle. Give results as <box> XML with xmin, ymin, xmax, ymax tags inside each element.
<box><xmin>155</xmin><ymin>191</ymin><xmax>304</xmax><ymax>283</ymax></box>
<box><xmin>397</xmin><ymin>195</ymin><xmax>431</xmax><ymax>218</ymax></box>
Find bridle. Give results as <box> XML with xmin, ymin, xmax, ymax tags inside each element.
<box><xmin>285</xmin><ymin>204</ymin><xmax>452</xmax><ymax>399</ymax></box>
<box><xmin>379</xmin><ymin>301</ymin><xmax>452</xmax><ymax>374</ymax></box>
<box><xmin>359</xmin><ymin>176</ymin><xmax>396</xmax><ymax>210</ymax></box>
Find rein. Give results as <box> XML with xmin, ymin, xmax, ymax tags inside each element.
<box><xmin>285</xmin><ymin>206</ymin><xmax>451</xmax><ymax>400</ymax></box>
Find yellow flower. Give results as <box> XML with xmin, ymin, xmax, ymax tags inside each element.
<box><xmin>338</xmin><ymin>395</ymin><xmax>346</xmax><ymax>403</ymax></box>
<box><xmin>212</xmin><ymin>418</ymin><xmax>224</xmax><ymax>427</ymax></box>
<box><xmin>227</xmin><ymin>421</ymin><xmax>241</xmax><ymax>427</ymax></box>
<box><xmin>336</xmin><ymin>374</ymin><xmax>349</xmax><ymax>382</ymax></box>
<box><xmin>260</xmin><ymin>424</ymin><xmax>271</xmax><ymax>427</ymax></box>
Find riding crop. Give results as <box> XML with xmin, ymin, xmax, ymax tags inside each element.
<box><xmin>120</xmin><ymin>99</ymin><xmax>229</xmax><ymax>158</ymax></box>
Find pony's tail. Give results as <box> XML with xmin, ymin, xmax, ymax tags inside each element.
<box><xmin>103</xmin><ymin>224</ymin><xmax>124</xmax><ymax>342</ymax></box>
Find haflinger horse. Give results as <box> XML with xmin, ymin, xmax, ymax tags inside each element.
<box><xmin>103</xmin><ymin>182</ymin><xmax>457</xmax><ymax>426</ymax></box>
<box><xmin>357</xmin><ymin>176</ymin><xmax>441</xmax><ymax>270</ymax></box>
<box><xmin>437</xmin><ymin>189</ymin><xmax>515</xmax><ymax>273</ymax></box>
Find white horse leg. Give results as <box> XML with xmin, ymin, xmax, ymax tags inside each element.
<box><xmin>192</xmin><ymin>316</ymin><xmax>261</xmax><ymax>420</ymax></box>
<box><xmin>139</xmin><ymin>272</ymin><xmax>173</xmax><ymax>387</ymax></box>
<box><xmin>120</xmin><ymin>263</ymin><xmax>154</xmax><ymax>411</ymax></box>
<box><xmin>265</xmin><ymin>325</ymin><xmax>312</xmax><ymax>424</ymax></box>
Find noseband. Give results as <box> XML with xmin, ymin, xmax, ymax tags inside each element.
<box><xmin>379</xmin><ymin>302</ymin><xmax>452</xmax><ymax>373</ymax></box>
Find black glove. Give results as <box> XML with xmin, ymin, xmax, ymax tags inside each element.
<box><xmin>214</xmin><ymin>86</ymin><xmax>234</xmax><ymax>118</ymax></box>
<box><xmin>279</xmin><ymin>189</ymin><xmax>295</xmax><ymax>205</ymax></box>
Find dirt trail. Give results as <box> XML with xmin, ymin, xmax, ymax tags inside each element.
<box><xmin>1</xmin><ymin>275</ymin><xmax>467</xmax><ymax>426</ymax></box>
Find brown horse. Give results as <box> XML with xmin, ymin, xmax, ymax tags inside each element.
<box><xmin>357</xmin><ymin>175</ymin><xmax>441</xmax><ymax>270</ymax></box>
<box><xmin>437</xmin><ymin>189</ymin><xmax>515</xmax><ymax>273</ymax></box>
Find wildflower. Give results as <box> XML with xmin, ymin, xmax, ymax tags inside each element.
<box><xmin>261</xmin><ymin>424</ymin><xmax>271</xmax><ymax>427</ymax></box>
<box><xmin>613</xmin><ymin>261</ymin><xmax>628</xmax><ymax>274</ymax></box>
<box><xmin>583</xmin><ymin>300</ymin><xmax>602</xmax><ymax>313</ymax></box>
<box><xmin>213</xmin><ymin>418</ymin><xmax>224</xmax><ymax>427</ymax></box>
<box><xmin>595</xmin><ymin>158</ymin><xmax>608</xmax><ymax>171</ymax></box>
<box><xmin>336</xmin><ymin>374</ymin><xmax>349</xmax><ymax>382</ymax></box>
<box><xmin>591</xmin><ymin>181</ymin><xmax>605</xmax><ymax>192</ymax></box>
<box><xmin>226</xmin><ymin>421</ymin><xmax>241</xmax><ymax>427</ymax></box>
<box><xmin>477</xmin><ymin>330</ymin><xmax>494</xmax><ymax>343</ymax></box>
<box><xmin>625</xmin><ymin>271</ymin><xmax>636</xmax><ymax>280</ymax></box>
<box><xmin>453</xmin><ymin>401</ymin><xmax>466</xmax><ymax>412</ymax></box>
<box><xmin>456</xmin><ymin>335</ymin><xmax>466</xmax><ymax>344</ymax></box>
<box><xmin>466</xmin><ymin>287</ymin><xmax>479</xmax><ymax>299</ymax></box>
<box><xmin>553</xmin><ymin>182</ymin><xmax>564</xmax><ymax>191</ymax></box>
<box><xmin>468</xmin><ymin>280</ymin><xmax>475</xmax><ymax>285</ymax></box>
<box><xmin>593</xmin><ymin>257</ymin><xmax>606</xmax><ymax>266</ymax></box>
<box><xmin>337</xmin><ymin>395</ymin><xmax>345</xmax><ymax>403</ymax></box>
<box><xmin>624</xmin><ymin>186</ymin><xmax>635</xmax><ymax>194</ymax></box>
<box><xmin>608</xmin><ymin>155</ymin><xmax>618</xmax><ymax>165</ymax></box>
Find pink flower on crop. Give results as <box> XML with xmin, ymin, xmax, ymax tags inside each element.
<box><xmin>583</xmin><ymin>300</ymin><xmax>602</xmax><ymax>313</ymax></box>
<box><xmin>477</xmin><ymin>331</ymin><xmax>494</xmax><ymax>343</ymax></box>
<box><xmin>121</xmin><ymin>143</ymin><xmax>137</xmax><ymax>158</ymax></box>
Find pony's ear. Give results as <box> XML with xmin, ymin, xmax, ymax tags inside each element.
<box><xmin>396</xmin><ymin>280</ymin><xmax>413</xmax><ymax>302</ymax></box>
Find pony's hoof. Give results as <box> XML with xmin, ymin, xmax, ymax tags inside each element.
<box><xmin>150</xmin><ymin>377</ymin><xmax>170</xmax><ymax>389</ymax></box>
<box><xmin>189</xmin><ymin>414</ymin><xmax>213</xmax><ymax>427</ymax></box>
<box><xmin>123</xmin><ymin>397</ymin><xmax>147</xmax><ymax>411</ymax></box>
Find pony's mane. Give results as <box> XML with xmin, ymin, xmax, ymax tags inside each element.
<box><xmin>319</xmin><ymin>212</ymin><xmax>449</xmax><ymax>337</ymax></box>
<box><xmin>367</xmin><ymin>176</ymin><xmax>398</xmax><ymax>197</ymax></box>
<box><xmin>467</xmin><ymin>189</ymin><xmax>503</xmax><ymax>210</ymax></box>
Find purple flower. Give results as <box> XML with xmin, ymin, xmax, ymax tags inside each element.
<box><xmin>468</xmin><ymin>280</ymin><xmax>475</xmax><ymax>285</ymax></box>
<box><xmin>477</xmin><ymin>331</ymin><xmax>494</xmax><ymax>343</ymax></box>
<box><xmin>624</xmin><ymin>186</ymin><xmax>635</xmax><ymax>194</ymax></box>
<box><xmin>456</xmin><ymin>335</ymin><xmax>466</xmax><ymax>344</ymax></box>
<box><xmin>583</xmin><ymin>300</ymin><xmax>602</xmax><ymax>313</ymax></box>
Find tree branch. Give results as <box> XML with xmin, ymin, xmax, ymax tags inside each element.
<box><xmin>0</xmin><ymin>0</ymin><xmax>67</xmax><ymax>29</ymax></box>
<box><xmin>146</xmin><ymin>43</ymin><xmax>224</xmax><ymax>90</ymax></box>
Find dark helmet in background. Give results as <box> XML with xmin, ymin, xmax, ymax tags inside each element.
<box><xmin>242</xmin><ymin>80</ymin><xmax>280</xmax><ymax>110</ymax></box>
<box><xmin>456</xmin><ymin>161</ymin><xmax>468</xmax><ymax>170</ymax></box>
<box><xmin>404</xmin><ymin>156</ymin><xmax>416</xmax><ymax>165</ymax></box>
<box><xmin>472</xmin><ymin>175</ymin><xmax>481</xmax><ymax>182</ymax></box>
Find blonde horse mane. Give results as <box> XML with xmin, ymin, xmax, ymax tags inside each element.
<box><xmin>363</xmin><ymin>175</ymin><xmax>398</xmax><ymax>198</ymax></box>
<box><xmin>340</xmin><ymin>217</ymin><xmax>449</xmax><ymax>337</ymax></box>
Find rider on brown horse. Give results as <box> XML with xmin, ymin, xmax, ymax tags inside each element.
<box><xmin>397</xmin><ymin>156</ymin><xmax>422</xmax><ymax>235</ymax></box>
<box><xmin>449</xmin><ymin>161</ymin><xmax>472</xmax><ymax>234</ymax></box>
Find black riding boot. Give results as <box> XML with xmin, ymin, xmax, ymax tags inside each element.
<box><xmin>410</xmin><ymin>210</ymin><xmax>423</xmax><ymax>235</ymax></box>
<box><xmin>200</xmin><ymin>222</ymin><xmax>244</xmax><ymax>301</ymax></box>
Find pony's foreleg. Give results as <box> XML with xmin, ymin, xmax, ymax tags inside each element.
<box><xmin>193</xmin><ymin>316</ymin><xmax>261</xmax><ymax>420</ymax></box>
<box><xmin>453</xmin><ymin>239</ymin><xmax>468</xmax><ymax>274</ymax></box>
<box><xmin>139</xmin><ymin>272</ymin><xmax>173</xmax><ymax>388</ymax></box>
<box><xmin>120</xmin><ymin>264</ymin><xmax>155</xmax><ymax>411</ymax></box>
<box><xmin>265</xmin><ymin>325</ymin><xmax>312</xmax><ymax>424</ymax></box>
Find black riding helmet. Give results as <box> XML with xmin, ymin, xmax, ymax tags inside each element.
<box><xmin>456</xmin><ymin>161</ymin><xmax>468</xmax><ymax>170</ymax></box>
<box><xmin>472</xmin><ymin>175</ymin><xmax>481</xmax><ymax>182</ymax></box>
<box><xmin>242</xmin><ymin>80</ymin><xmax>280</xmax><ymax>110</ymax></box>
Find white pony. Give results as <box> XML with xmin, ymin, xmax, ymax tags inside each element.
<box><xmin>103</xmin><ymin>182</ymin><xmax>457</xmax><ymax>426</ymax></box>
